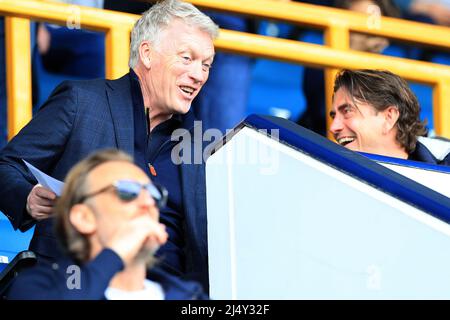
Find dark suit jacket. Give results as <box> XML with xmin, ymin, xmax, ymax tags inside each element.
<box><xmin>0</xmin><ymin>73</ymin><xmax>209</xmax><ymax>289</ymax></box>
<box><xmin>409</xmin><ymin>141</ymin><xmax>450</xmax><ymax>166</ymax></box>
<box><xmin>7</xmin><ymin>248</ymin><xmax>207</xmax><ymax>300</ymax></box>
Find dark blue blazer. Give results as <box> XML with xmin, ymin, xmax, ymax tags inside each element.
<box><xmin>0</xmin><ymin>73</ymin><xmax>209</xmax><ymax>289</ymax></box>
<box><xmin>409</xmin><ymin>141</ymin><xmax>450</xmax><ymax>166</ymax></box>
<box><xmin>7</xmin><ymin>248</ymin><xmax>207</xmax><ymax>300</ymax></box>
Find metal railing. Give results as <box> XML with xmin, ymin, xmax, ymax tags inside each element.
<box><xmin>1</xmin><ymin>0</ymin><xmax>135</xmax><ymax>140</ymax></box>
<box><xmin>1</xmin><ymin>0</ymin><xmax>450</xmax><ymax>139</ymax></box>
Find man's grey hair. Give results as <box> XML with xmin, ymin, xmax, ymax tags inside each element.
<box><xmin>129</xmin><ymin>0</ymin><xmax>219</xmax><ymax>68</ymax></box>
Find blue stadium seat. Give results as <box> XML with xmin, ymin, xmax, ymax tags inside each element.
<box><xmin>382</xmin><ymin>43</ymin><xmax>407</xmax><ymax>58</ymax></box>
<box><xmin>300</xmin><ymin>30</ymin><xmax>323</xmax><ymax>45</ymax></box>
<box><xmin>32</xmin><ymin>25</ymin><xmax>105</xmax><ymax>112</ymax></box>
<box><xmin>431</xmin><ymin>53</ymin><xmax>450</xmax><ymax>66</ymax></box>
<box><xmin>32</xmin><ymin>45</ymin><xmax>86</xmax><ymax>112</ymax></box>
<box><xmin>246</xmin><ymin>21</ymin><xmax>306</xmax><ymax>120</ymax></box>
<box><xmin>0</xmin><ymin>250</ymin><xmax>36</xmax><ymax>299</ymax></box>
<box><xmin>0</xmin><ymin>212</ymin><xmax>34</xmax><ymax>267</ymax></box>
<box><xmin>247</xmin><ymin>59</ymin><xmax>306</xmax><ymax>120</ymax></box>
<box><xmin>382</xmin><ymin>44</ymin><xmax>434</xmax><ymax>133</ymax></box>
<box><xmin>409</xmin><ymin>82</ymin><xmax>434</xmax><ymax>134</ymax></box>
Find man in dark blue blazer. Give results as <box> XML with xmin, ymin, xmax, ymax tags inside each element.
<box><xmin>0</xmin><ymin>0</ymin><xmax>218</xmax><ymax>291</ymax></box>
<box><xmin>8</xmin><ymin>149</ymin><xmax>207</xmax><ymax>299</ymax></box>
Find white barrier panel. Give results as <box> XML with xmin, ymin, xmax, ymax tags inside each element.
<box><xmin>206</xmin><ymin>116</ymin><xmax>450</xmax><ymax>299</ymax></box>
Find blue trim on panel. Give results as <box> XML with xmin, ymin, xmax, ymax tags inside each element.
<box><xmin>233</xmin><ymin>114</ymin><xmax>450</xmax><ymax>223</ymax></box>
<box><xmin>361</xmin><ymin>152</ymin><xmax>450</xmax><ymax>174</ymax></box>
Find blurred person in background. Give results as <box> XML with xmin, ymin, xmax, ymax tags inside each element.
<box><xmin>34</xmin><ymin>0</ymin><xmax>106</xmax><ymax>109</ymax></box>
<box><xmin>393</xmin><ymin>0</ymin><xmax>450</xmax><ymax>26</ymax></box>
<box><xmin>36</xmin><ymin>0</ymin><xmax>105</xmax><ymax>78</ymax></box>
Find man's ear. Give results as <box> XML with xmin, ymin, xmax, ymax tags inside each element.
<box><xmin>383</xmin><ymin>105</ymin><xmax>400</xmax><ymax>133</ymax></box>
<box><xmin>69</xmin><ymin>204</ymin><xmax>97</xmax><ymax>235</ymax></box>
<box><xmin>139</xmin><ymin>41</ymin><xmax>152</xmax><ymax>69</ymax></box>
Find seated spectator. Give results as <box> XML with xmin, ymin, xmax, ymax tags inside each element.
<box><xmin>7</xmin><ymin>149</ymin><xmax>207</xmax><ymax>300</ymax></box>
<box><xmin>329</xmin><ymin>69</ymin><xmax>450</xmax><ymax>165</ymax></box>
<box><xmin>36</xmin><ymin>0</ymin><xmax>105</xmax><ymax>77</ymax></box>
<box><xmin>34</xmin><ymin>1</ymin><xmax>105</xmax><ymax>109</ymax></box>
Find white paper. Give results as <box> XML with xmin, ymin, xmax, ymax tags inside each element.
<box><xmin>23</xmin><ymin>160</ymin><xmax>64</xmax><ymax>196</ymax></box>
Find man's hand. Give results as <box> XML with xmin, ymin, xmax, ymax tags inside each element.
<box><xmin>26</xmin><ymin>184</ymin><xmax>57</xmax><ymax>221</ymax></box>
<box><xmin>106</xmin><ymin>215</ymin><xmax>168</xmax><ymax>266</ymax></box>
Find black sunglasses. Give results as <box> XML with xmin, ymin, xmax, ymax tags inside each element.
<box><xmin>79</xmin><ymin>180</ymin><xmax>168</xmax><ymax>209</ymax></box>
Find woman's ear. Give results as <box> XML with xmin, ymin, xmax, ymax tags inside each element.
<box><xmin>69</xmin><ymin>204</ymin><xmax>97</xmax><ymax>235</ymax></box>
<box><xmin>139</xmin><ymin>41</ymin><xmax>152</xmax><ymax>69</ymax></box>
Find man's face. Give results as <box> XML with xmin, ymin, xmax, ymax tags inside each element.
<box><xmin>330</xmin><ymin>88</ymin><xmax>389</xmax><ymax>153</ymax></box>
<box><xmin>85</xmin><ymin>161</ymin><xmax>161</xmax><ymax>255</ymax></box>
<box><xmin>143</xmin><ymin>19</ymin><xmax>215</xmax><ymax>115</ymax></box>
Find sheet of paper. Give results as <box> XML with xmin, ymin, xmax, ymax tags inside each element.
<box><xmin>23</xmin><ymin>160</ymin><xmax>64</xmax><ymax>196</ymax></box>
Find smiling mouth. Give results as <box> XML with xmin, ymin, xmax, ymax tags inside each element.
<box><xmin>179</xmin><ymin>85</ymin><xmax>195</xmax><ymax>97</ymax></box>
<box><xmin>337</xmin><ymin>136</ymin><xmax>356</xmax><ymax>146</ymax></box>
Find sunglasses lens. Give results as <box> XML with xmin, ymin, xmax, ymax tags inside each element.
<box><xmin>146</xmin><ymin>183</ymin><xmax>168</xmax><ymax>208</ymax></box>
<box><xmin>115</xmin><ymin>181</ymin><xmax>140</xmax><ymax>201</ymax></box>
<box><xmin>114</xmin><ymin>180</ymin><xmax>168</xmax><ymax>207</ymax></box>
